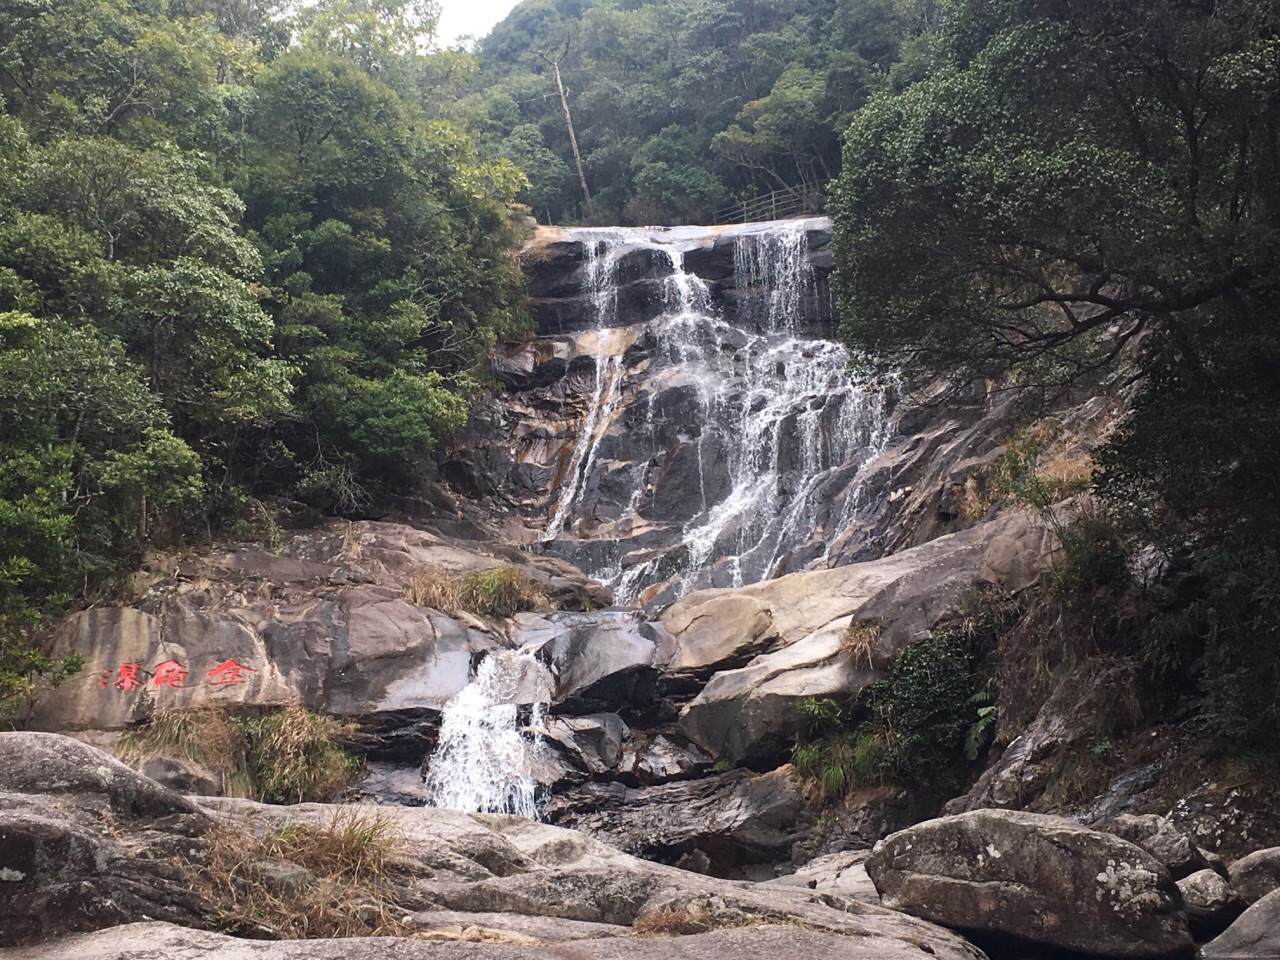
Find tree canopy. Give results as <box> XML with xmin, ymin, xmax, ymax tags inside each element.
<box><xmin>0</xmin><ymin>0</ymin><xmax>530</xmax><ymax>713</ymax></box>
<box><xmin>830</xmin><ymin>0</ymin><xmax>1280</xmax><ymax>753</ymax></box>
<box><xmin>459</xmin><ymin>0</ymin><xmax>926</xmax><ymax>224</ymax></box>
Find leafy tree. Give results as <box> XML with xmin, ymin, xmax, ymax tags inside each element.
<box><xmin>830</xmin><ymin>0</ymin><xmax>1280</xmax><ymax>755</ymax></box>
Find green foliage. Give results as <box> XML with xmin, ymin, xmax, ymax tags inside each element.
<box><xmin>792</xmin><ymin>595</ymin><xmax>1013</xmax><ymax>801</ymax></box>
<box><xmin>0</xmin><ymin>0</ymin><xmax>531</xmax><ymax>674</ymax></box>
<box><xmin>830</xmin><ymin>0</ymin><xmax>1280</xmax><ymax>763</ymax></box>
<box><xmin>462</xmin><ymin>0</ymin><xmax>917</xmax><ymax>224</ymax></box>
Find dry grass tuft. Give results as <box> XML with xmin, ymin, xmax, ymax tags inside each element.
<box><xmin>404</xmin><ymin>565</ymin><xmax>548</xmax><ymax>619</ymax></box>
<box><xmin>195</xmin><ymin>809</ymin><xmax>412</xmax><ymax>939</ymax></box>
<box><xmin>1035</xmin><ymin>449</ymin><xmax>1095</xmax><ymax>492</ymax></box>
<box><xmin>633</xmin><ymin>905</ymin><xmax>764</xmax><ymax>938</ymax></box>
<box><xmin>240</xmin><ymin>705</ymin><xmax>358</xmax><ymax>805</ymax></box>
<box><xmin>840</xmin><ymin>620</ymin><xmax>882</xmax><ymax>669</ymax></box>
<box><xmin>118</xmin><ymin>705</ymin><xmax>358</xmax><ymax>804</ymax></box>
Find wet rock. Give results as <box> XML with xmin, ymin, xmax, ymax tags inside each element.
<box><xmin>1177</xmin><ymin>868</ymin><xmax>1242</xmax><ymax>938</ymax></box>
<box><xmin>543</xmin><ymin>714</ymin><xmax>630</xmax><ymax>775</ymax></box>
<box><xmin>1228</xmin><ymin>846</ymin><xmax>1280</xmax><ymax>905</ymax></box>
<box><xmin>619</xmin><ymin>735</ymin><xmax>711</xmax><ymax>785</ymax></box>
<box><xmin>865</xmin><ymin>809</ymin><xmax>1192</xmax><ymax>958</ymax></box>
<box><xmin>546</xmin><ymin>768</ymin><xmax>811</xmax><ymax>874</ymax></box>
<box><xmin>1200</xmin><ymin>886</ymin><xmax>1280</xmax><ymax>958</ymax></box>
<box><xmin>512</xmin><ymin>610</ymin><xmax>673</xmax><ymax>713</ymax></box>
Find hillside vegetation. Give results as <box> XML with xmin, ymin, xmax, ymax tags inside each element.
<box><xmin>831</xmin><ymin>0</ymin><xmax>1280</xmax><ymax>765</ymax></box>
<box><xmin>0</xmin><ymin>0</ymin><xmax>529</xmax><ymax>710</ymax></box>
<box><xmin>460</xmin><ymin>0</ymin><xmax>926</xmax><ymax>224</ymax></box>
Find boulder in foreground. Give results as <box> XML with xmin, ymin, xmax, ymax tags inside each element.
<box><xmin>1200</xmin><ymin>886</ymin><xmax>1280</xmax><ymax>958</ymax></box>
<box><xmin>865</xmin><ymin>809</ymin><xmax>1192</xmax><ymax>958</ymax></box>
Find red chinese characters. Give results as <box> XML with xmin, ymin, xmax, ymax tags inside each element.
<box><xmin>152</xmin><ymin>660</ymin><xmax>189</xmax><ymax>688</ymax></box>
<box><xmin>98</xmin><ymin>663</ymin><xmax>144</xmax><ymax>693</ymax></box>
<box><xmin>207</xmin><ymin>659</ymin><xmax>257</xmax><ymax>685</ymax></box>
<box><xmin>97</xmin><ymin>657</ymin><xmax>257</xmax><ymax>694</ymax></box>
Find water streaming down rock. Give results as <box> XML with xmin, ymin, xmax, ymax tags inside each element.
<box><xmin>539</xmin><ymin>219</ymin><xmax>894</xmax><ymax>604</ymax></box>
<box><xmin>423</xmin><ymin>649</ymin><xmax>550</xmax><ymax>817</ymax></box>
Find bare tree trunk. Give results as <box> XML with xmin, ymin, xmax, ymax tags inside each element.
<box><xmin>538</xmin><ymin>45</ymin><xmax>591</xmax><ymax>210</ymax></box>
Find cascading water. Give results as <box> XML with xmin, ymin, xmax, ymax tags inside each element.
<box><xmin>542</xmin><ymin>219</ymin><xmax>893</xmax><ymax>604</ymax></box>
<box><xmin>422</xmin><ymin>650</ymin><xmax>548</xmax><ymax>817</ymax></box>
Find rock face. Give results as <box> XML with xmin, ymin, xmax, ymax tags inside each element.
<box><xmin>0</xmin><ymin>734</ymin><xmax>984</xmax><ymax>960</ymax></box>
<box><xmin>546</xmin><ymin>767</ymin><xmax>810</xmax><ymax>874</ymax></box>
<box><xmin>22</xmin><ymin>522</ymin><xmax>604</xmax><ymax>756</ymax></box>
<box><xmin>447</xmin><ymin>218</ymin><xmax>1106</xmax><ymax>610</ymax></box>
<box><xmin>865</xmin><ymin>810</ymin><xmax>1193</xmax><ymax>958</ymax></box>
<box><xmin>670</xmin><ymin>509</ymin><xmax>1058</xmax><ymax>762</ymax></box>
<box><xmin>0</xmin><ymin>732</ymin><xmax>215</xmax><ymax>945</ymax></box>
<box><xmin>0</xmin><ymin>924</ymin><xmax>982</xmax><ymax>960</ymax></box>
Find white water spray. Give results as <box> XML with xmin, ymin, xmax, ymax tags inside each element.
<box><xmin>423</xmin><ymin>650</ymin><xmax>548</xmax><ymax>818</ymax></box>
<box><xmin>543</xmin><ymin>219</ymin><xmax>894</xmax><ymax>603</ymax></box>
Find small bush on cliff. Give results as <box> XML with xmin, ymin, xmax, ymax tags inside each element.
<box><xmin>405</xmin><ymin>565</ymin><xmax>547</xmax><ymax>619</ymax></box>
<box><xmin>119</xmin><ymin>705</ymin><xmax>358</xmax><ymax>804</ymax></box>
<box><xmin>793</xmin><ymin>593</ymin><xmax>1017</xmax><ymax>801</ymax></box>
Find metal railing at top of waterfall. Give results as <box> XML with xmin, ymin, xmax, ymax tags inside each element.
<box><xmin>711</xmin><ymin>189</ymin><xmax>826</xmax><ymax>226</ymax></box>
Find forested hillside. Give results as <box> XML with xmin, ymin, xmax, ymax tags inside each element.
<box><xmin>461</xmin><ymin>0</ymin><xmax>926</xmax><ymax>224</ymax></box>
<box><xmin>831</xmin><ymin>0</ymin><xmax>1280</xmax><ymax>761</ymax></box>
<box><xmin>0</xmin><ymin>0</ymin><xmax>529</xmax><ymax>705</ymax></box>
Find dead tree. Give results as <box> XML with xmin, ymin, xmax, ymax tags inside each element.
<box><xmin>536</xmin><ymin>40</ymin><xmax>591</xmax><ymax>210</ymax></box>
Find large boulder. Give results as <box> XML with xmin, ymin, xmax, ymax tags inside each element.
<box><xmin>1177</xmin><ymin>868</ymin><xmax>1242</xmax><ymax>938</ymax></box>
<box><xmin>673</xmin><ymin>510</ymin><xmax>1057</xmax><ymax>762</ymax></box>
<box><xmin>1201</xmin><ymin>886</ymin><xmax>1280</xmax><ymax>958</ymax></box>
<box><xmin>546</xmin><ymin>767</ymin><xmax>810</xmax><ymax>874</ymax></box>
<box><xmin>865</xmin><ymin>810</ymin><xmax>1193</xmax><ymax>958</ymax></box>
<box><xmin>1227</xmin><ymin>846</ymin><xmax>1280</xmax><ymax>905</ymax></box>
<box><xmin>0</xmin><ymin>733</ymin><xmax>214</xmax><ymax>946</ymax></box>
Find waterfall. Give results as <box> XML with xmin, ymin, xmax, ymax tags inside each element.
<box><xmin>422</xmin><ymin>650</ymin><xmax>548</xmax><ymax>817</ymax></box>
<box><xmin>540</xmin><ymin>219</ymin><xmax>893</xmax><ymax>604</ymax></box>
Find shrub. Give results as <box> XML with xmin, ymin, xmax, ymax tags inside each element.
<box><xmin>791</xmin><ymin>592</ymin><xmax>1017</xmax><ymax>801</ymax></box>
<box><xmin>118</xmin><ymin>705</ymin><xmax>358</xmax><ymax>804</ymax></box>
<box><xmin>194</xmin><ymin>808</ymin><xmax>410</xmax><ymax>939</ymax></box>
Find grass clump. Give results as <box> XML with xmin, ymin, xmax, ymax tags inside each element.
<box><xmin>119</xmin><ymin>704</ymin><xmax>359</xmax><ymax>804</ymax></box>
<box><xmin>633</xmin><ymin>904</ymin><xmax>762</xmax><ymax>938</ymax></box>
<box><xmin>196</xmin><ymin>808</ymin><xmax>411</xmax><ymax>939</ymax></box>
<box><xmin>404</xmin><ymin>565</ymin><xmax>547</xmax><ymax>619</ymax></box>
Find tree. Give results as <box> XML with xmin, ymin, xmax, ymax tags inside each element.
<box><xmin>829</xmin><ymin>0</ymin><xmax>1280</xmax><ymax>753</ymax></box>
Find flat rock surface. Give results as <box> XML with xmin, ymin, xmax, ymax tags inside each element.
<box><xmin>0</xmin><ymin>923</ymin><xmax>986</xmax><ymax>960</ymax></box>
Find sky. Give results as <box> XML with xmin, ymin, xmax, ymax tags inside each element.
<box><xmin>437</xmin><ymin>0</ymin><xmax>522</xmax><ymax>46</ymax></box>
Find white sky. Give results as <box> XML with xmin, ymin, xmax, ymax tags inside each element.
<box><xmin>437</xmin><ymin>0</ymin><xmax>522</xmax><ymax>46</ymax></box>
